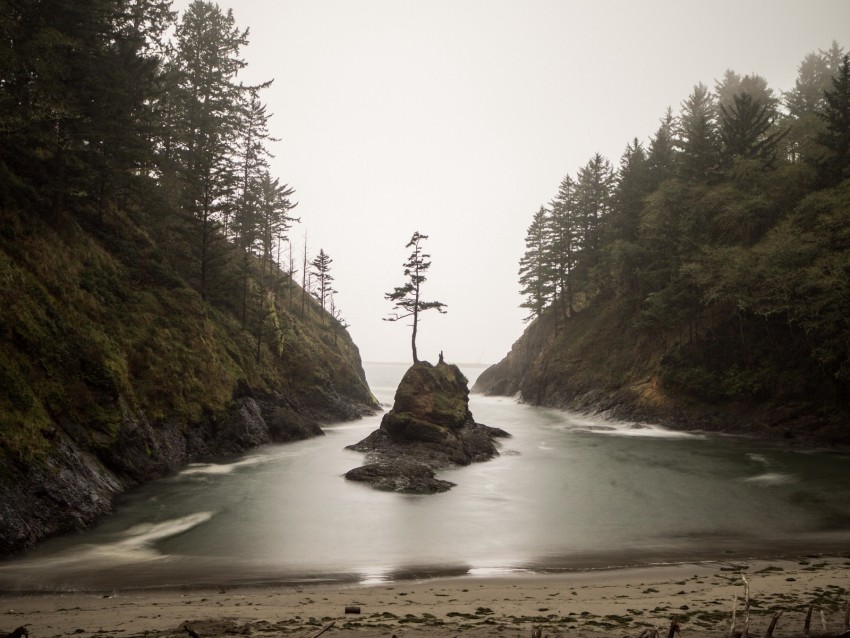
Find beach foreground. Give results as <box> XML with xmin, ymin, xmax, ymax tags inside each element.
<box><xmin>2</xmin><ymin>557</ymin><xmax>848</xmax><ymax>638</ymax></box>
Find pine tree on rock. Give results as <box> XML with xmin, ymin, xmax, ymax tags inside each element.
<box><xmin>384</xmin><ymin>232</ymin><xmax>447</xmax><ymax>364</ymax></box>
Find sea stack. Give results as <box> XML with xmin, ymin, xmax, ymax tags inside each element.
<box><xmin>345</xmin><ymin>361</ymin><xmax>510</xmax><ymax>493</ymax></box>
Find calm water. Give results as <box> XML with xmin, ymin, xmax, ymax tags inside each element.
<box><xmin>2</xmin><ymin>362</ymin><xmax>850</xmax><ymax>591</ymax></box>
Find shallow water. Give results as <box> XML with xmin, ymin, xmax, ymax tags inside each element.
<box><xmin>2</xmin><ymin>362</ymin><xmax>849</xmax><ymax>591</ymax></box>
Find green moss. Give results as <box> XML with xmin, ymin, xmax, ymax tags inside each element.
<box><xmin>0</xmin><ymin>206</ymin><xmax>375</xmax><ymax>467</ymax></box>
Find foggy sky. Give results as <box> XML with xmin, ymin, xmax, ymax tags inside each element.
<box><xmin>170</xmin><ymin>0</ymin><xmax>850</xmax><ymax>365</ymax></box>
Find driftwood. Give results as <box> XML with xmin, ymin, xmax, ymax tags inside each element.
<box><xmin>667</xmin><ymin>620</ymin><xmax>683</xmax><ymax>638</ymax></box>
<box><xmin>692</xmin><ymin>576</ymin><xmax>850</xmax><ymax>638</ymax></box>
<box><xmin>310</xmin><ymin>621</ymin><xmax>335</xmax><ymax>638</ymax></box>
<box><xmin>763</xmin><ymin>610</ymin><xmax>784</xmax><ymax>638</ymax></box>
<box><xmin>0</xmin><ymin>628</ymin><xmax>27</xmax><ymax>638</ymax></box>
<box><xmin>181</xmin><ymin>623</ymin><xmax>201</xmax><ymax>638</ymax></box>
<box><xmin>344</xmin><ymin>605</ymin><xmax>361</xmax><ymax>614</ymax></box>
<box><xmin>731</xmin><ymin>595</ymin><xmax>739</xmax><ymax>638</ymax></box>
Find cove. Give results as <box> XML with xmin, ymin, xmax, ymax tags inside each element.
<box><xmin>1</xmin><ymin>362</ymin><xmax>849</xmax><ymax>592</ymax></box>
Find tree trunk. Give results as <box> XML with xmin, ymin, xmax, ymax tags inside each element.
<box><xmin>411</xmin><ymin>308</ymin><xmax>419</xmax><ymax>364</ymax></box>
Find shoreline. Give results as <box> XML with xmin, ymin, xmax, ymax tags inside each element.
<box><xmin>2</xmin><ymin>555</ymin><xmax>849</xmax><ymax>637</ymax></box>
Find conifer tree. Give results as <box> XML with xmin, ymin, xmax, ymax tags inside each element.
<box><xmin>718</xmin><ymin>92</ymin><xmax>787</xmax><ymax>168</ymax></box>
<box><xmin>548</xmin><ymin>174</ymin><xmax>583</xmax><ymax>320</ymax></box>
<box><xmin>647</xmin><ymin>108</ymin><xmax>677</xmax><ymax>186</ymax></box>
<box><xmin>676</xmin><ymin>83</ymin><xmax>720</xmax><ymax>181</ymax></box>
<box><xmin>384</xmin><ymin>232</ymin><xmax>447</xmax><ymax>364</ymax></box>
<box><xmin>173</xmin><ymin>0</ymin><xmax>248</xmax><ymax>300</ymax></box>
<box><xmin>574</xmin><ymin>153</ymin><xmax>614</xmax><ymax>292</ymax></box>
<box><xmin>311</xmin><ymin>249</ymin><xmax>334</xmax><ymax>313</ymax></box>
<box><xmin>518</xmin><ymin>206</ymin><xmax>555</xmax><ymax>321</ymax></box>
<box><xmin>816</xmin><ymin>54</ymin><xmax>850</xmax><ymax>186</ymax></box>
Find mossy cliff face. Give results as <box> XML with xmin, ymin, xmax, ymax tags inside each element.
<box><xmin>382</xmin><ymin>362</ymin><xmax>472</xmax><ymax>439</ymax></box>
<box><xmin>0</xmin><ymin>208</ymin><xmax>378</xmax><ymax>556</ymax></box>
<box><xmin>474</xmin><ymin>295</ymin><xmax>850</xmax><ymax>444</ymax></box>
<box><xmin>346</xmin><ymin>362</ymin><xmax>509</xmax><ymax>493</ymax></box>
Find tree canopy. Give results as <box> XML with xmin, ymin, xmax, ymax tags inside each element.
<box><xmin>516</xmin><ymin>42</ymin><xmax>850</xmax><ymax>411</ymax></box>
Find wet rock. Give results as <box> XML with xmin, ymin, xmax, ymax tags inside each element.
<box><xmin>0</xmin><ymin>388</ymin><xmax>373</xmax><ymax>558</ymax></box>
<box><xmin>344</xmin><ymin>459</ymin><xmax>455</xmax><ymax>494</ymax></box>
<box><xmin>345</xmin><ymin>361</ymin><xmax>510</xmax><ymax>493</ymax></box>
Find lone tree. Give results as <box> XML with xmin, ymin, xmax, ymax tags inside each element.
<box><xmin>385</xmin><ymin>232</ymin><xmax>447</xmax><ymax>364</ymax></box>
<box><xmin>311</xmin><ymin>248</ymin><xmax>334</xmax><ymax>313</ymax></box>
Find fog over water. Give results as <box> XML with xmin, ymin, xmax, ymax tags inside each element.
<box><xmin>1</xmin><ymin>363</ymin><xmax>849</xmax><ymax>592</ymax></box>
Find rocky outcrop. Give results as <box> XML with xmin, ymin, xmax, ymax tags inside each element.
<box><xmin>473</xmin><ymin>301</ymin><xmax>850</xmax><ymax>445</ymax></box>
<box><xmin>344</xmin><ymin>459</ymin><xmax>455</xmax><ymax>494</ymax></box>
<box><xmin>345</xmin><ymin>362</ymin><xmax>509</xmax><ymax>493</ymax></box>
<box><xmin>0</xmin><ymin>388</ymin><xmax>373</xmax><ymax>558</ymax></box>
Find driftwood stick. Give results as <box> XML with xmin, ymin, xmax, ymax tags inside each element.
<box><xmin>730</xmin><ymin>595</ymin><xmax>738</xmax><ymax>638</ymax></box>
<box><xmin>804</xmin><ymin>605</ymin><xmax>813</xmax><ymax>636</ymax></box>
<box><xmin>667</xmin><ymin>619</ymin><xmax>682</xmax><ymax>638</ymax></box>
<box><xmin>310</xmin><ymin>621</ymin><xmax>335</xmax><ymax>638</ymax></box>
<box><xmin>741</xmin><ymin>575</ymin><xmax>751</xmax><ymax>638</ymax></box>
<box><xmin>762</xmin><ymin>610</ymin><xmax>783</xmax><ymax>638</ymax></box>
<box><xmin>844</xmin><ymin>598</ymin><xmax>850</xmax><ymax>631</ymax></box>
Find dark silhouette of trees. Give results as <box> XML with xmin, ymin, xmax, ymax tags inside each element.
<box><xmin>676</xmin><ymin>83</ymin><xmax>720</xmax><ymax>181</ymax></box>
<box><xmin>816</xmin><ymin>54</ymin><xmax>850</xmax><ymax>186</ymax></box>
<box><xmin>518</xmin><ymin>207</ymin><xmax>554</xmax><ymax>321</ymax></box>
<box><xmin>173</xmin><ymin>0</ymin><xmax>248</xmax><ymax>301</ymax></box>
<box><xmin>311</xmin><ymin>249</ymin><xmax>334</xmax><ymax>313</ymax></box>
<box><xmin>718</xmin><ymin>92</ymin><xmax>787</xmax><ymax>168</ymax></box>
<box><xmin>515</xmin><ymin>44</ymin><xmax>850</xmax><ymax>403</ymax></box>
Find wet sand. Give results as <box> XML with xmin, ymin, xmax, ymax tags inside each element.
<box><xmin>2</xmin><ymin>556</ymin><xmax>849</xmax><ymax>637</ymax></box>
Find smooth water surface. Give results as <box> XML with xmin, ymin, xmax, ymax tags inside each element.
<box><xmin>2</xmin><ymin>362</ymin><xmax>849</xmax><ymax>591</ymax></box>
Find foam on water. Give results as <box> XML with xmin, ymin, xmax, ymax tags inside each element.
<box><xmin>564</xmin><ymin>416</ymin><xmax>701</xmax><ymax>439</ymax></box>
<box><xmin>743</xmin><ymin>472</ymin><xmax>797</xmax><ymax>486</ymax></box>
<box><xmin>1</xmin><ymin>512</ymin><xmax>215</xmax><ymax>574</ymax></box>
<box><xmin>179</xmin><ymin>454</ymin><xmax>275</xmax><ymax>476</ymax></box>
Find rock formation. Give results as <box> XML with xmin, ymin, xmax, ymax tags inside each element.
<box><xmin>345</xmin><ymin>361</ymin><xmax>509</xmax><ymax>494</ymax></box>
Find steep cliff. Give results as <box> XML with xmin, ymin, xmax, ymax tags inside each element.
<box><xmin>474</xmin><ymin>295</ymin><xmax>850</xmax><ymax>445</ymax></box>
<box><xmin>0</xmin><ymin>207</ymin><xmax>377</xmax><ymax>556</ymax></box>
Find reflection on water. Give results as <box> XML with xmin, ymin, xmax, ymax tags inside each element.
<box><xmin>1</xmin><ymin>362</ymin><xmax>849</xmax><ymax>591</ymax></box>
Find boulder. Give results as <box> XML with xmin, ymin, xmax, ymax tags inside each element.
<box><xmin>344</xmin><ymin>459</ymin><xmax>455</xmax><ymax>494</ymax></box>
<box><xmin>345</xmin><ymin>361</ymin><xmax>510</xmax><ymax>493</ymax></box>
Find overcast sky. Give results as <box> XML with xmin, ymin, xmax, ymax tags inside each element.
<box><xmin>173</xmin><ymin>0</ymin><xmax>849</xmax><ymax>365</ymax></box>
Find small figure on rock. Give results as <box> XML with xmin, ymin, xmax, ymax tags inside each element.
<box><xmin>438</xmin><ymin>350</ymin><xmax>444</xmax><ymax>364</ymax></box>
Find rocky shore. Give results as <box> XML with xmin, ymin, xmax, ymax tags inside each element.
<box><xmin>345</xmin><ymin>361</ymin><xmax>509</xmax><ymax>493</ymax></box>
<box><xmin>0</xmin><ymin>388</ymin><xmax>374</xmax><ymax>559</ymax></box>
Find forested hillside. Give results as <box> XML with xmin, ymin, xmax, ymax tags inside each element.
<box><xmin>476</xmin><ymin>44</ymin><xmax>850</xmax><ymax>443</ymax></box>
<box><xmin>0</xmin><ymin>0</ymin><xmax>376</xmax><ymax>555</ymax></box>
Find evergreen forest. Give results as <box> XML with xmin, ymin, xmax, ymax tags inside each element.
<box><xmin>512</xmin><ymin>43</ymin><xmax>850</xmax><ymax>436</ymax></box>
<box><xmin>0</xmin><ymin>0</ymin><xmax>374</xmax><ymax>553</ymax></box>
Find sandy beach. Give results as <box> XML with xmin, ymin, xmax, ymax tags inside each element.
<box><xmin>2</xmin><ymin>556</ymin><xmax>849</xmax><ymax>638</ymax></box>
